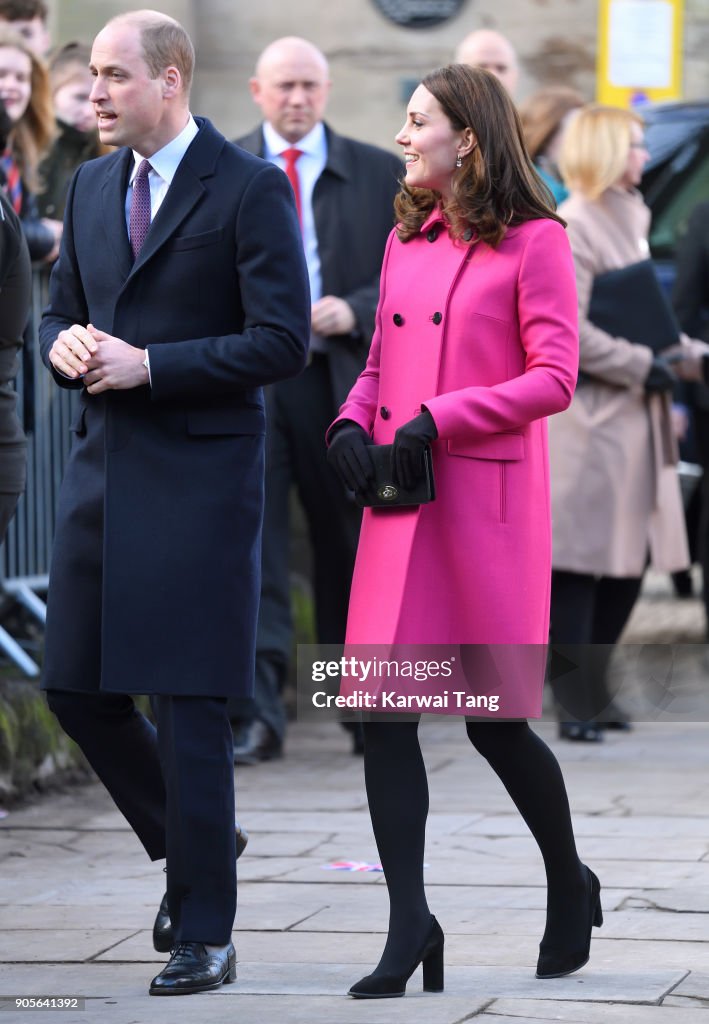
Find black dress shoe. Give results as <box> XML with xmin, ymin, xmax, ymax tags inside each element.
<box><xmin>233</xmin><ymin>719</ymin><xmax>283</xmax><ymax>765</ymax></box>
<box><xmin>153</xmin><ymin>823</ymin><xmax>248</xmax><ymax>953</ymax></box>
<box><xmin>149</xmin><ymin>941</ymin><xmax>236</xmax><ymax>995</ymax></box>
<box><xmin>601</xmin><ymin>704</ymin><xmax>633</xmax><ymax>731</ymax></box>
<box><xmin>559</xmin><ymin>722</ymin><xmax>604</xmax><ymax>742</ymax></box>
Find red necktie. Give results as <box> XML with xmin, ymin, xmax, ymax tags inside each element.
<box><xmin>281</xmin><ymin>148</ymin><xmax>303</xmax><ymax>225</ymax></box>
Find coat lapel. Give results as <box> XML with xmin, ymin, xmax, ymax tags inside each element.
<box><xmin>129</xmin><ymin>163</ymin><xmax>205</xmax><ymax>275</ymax></box>
<box><xmin>127</xmin><ymin>118</ymin><xmax>225</xmax><ymax>277</ymax></box>
<box><xmin>100</xmin><ymin>148</ymin><xmax>133</xmax><ymax>279</ymax></box>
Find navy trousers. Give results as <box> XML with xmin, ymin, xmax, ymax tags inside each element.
<box><xmin>46</xmin><ymin>690</ymin><xmax>236</xmax><ymax>945</ymax></box>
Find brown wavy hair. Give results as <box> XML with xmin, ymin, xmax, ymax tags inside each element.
<box><xmin>0</xmin><ymin>25</ymin><xmax>54</xmax><ymax>192</ymax></box>
<box><xmin>395</xmin><ymin>64</ymin><xmax>564</xmax><ymax>246</ymax></box>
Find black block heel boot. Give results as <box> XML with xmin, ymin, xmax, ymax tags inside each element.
<box><xmin>536</xmin><ymin>867</ymin><xmax>602</xmax><ymax>979</ymax></box>
<box><xmin>348</xmin><ymin>915</ymin><xmax>444</xmax><ymax>998</ymax></box>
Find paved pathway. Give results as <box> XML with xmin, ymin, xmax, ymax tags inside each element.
<box><xmin>1</xmin><ymin>572</ymin><xmax>707</xmax><ymax>1023</ymax></box>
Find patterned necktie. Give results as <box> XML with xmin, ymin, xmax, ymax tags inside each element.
<box><xmin>129</xmin><ymin>159</ymin><xmax>152</xmax><ymax>259</ymax></box>
<box><xmin>281</xmin><ymin>148</ymin><xmax>303</xmax><ymax>226</ymax></box>
<box><xmin>0</xmin><ymin>149</ymin><xmax>22</xmax><ymax>214</ymax></box>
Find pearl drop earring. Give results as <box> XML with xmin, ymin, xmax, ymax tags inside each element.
<box><xmin>456</xmin><ymin>155</ymin><xmax>462</xmax><ymax>168</ymax></box>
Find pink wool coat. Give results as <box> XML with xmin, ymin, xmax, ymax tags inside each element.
<box><xmin>331</xmin><ymin>208</ymin><xmax>579</xmax><ymax>652</ymax></box>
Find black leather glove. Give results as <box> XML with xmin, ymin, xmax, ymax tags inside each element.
<box><xmin>644</xmin><ymin>356</ymin><xmax>677</xmax><ymax>393</ymax></box>
<box><xmin>392</xmin><ymin>410</ymin><xmax>438</xmax><ymax>490</ymax></box>
<box><xmin>326</xmin><ymin>421</ymin><xmax>375</xmax><ymax>494</ymax></box>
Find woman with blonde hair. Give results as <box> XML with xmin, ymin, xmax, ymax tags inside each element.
<box><xmin>549</xmin><ymin>104</ymin><xmax>689</xmax><ymax>740</ymax></box>
<box><xmin>0</xmin><ymin>24</ymin><xmax>60</xmax><ymax>259</ymax></box>
<box><xmin>519</xmin><ymin>85</ymin><xmax>584</xmax><ymax>205</ymax></box>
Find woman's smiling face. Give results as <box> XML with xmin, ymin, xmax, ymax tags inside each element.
<box><xmin>395</xmin><ymin>84</ymin><xmax>472</xmax><ymax>201</ymax></box>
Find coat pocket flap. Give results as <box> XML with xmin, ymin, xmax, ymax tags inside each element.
<box><xmin>169</xmin><ymin>227</ymin><xmax>223</xmax><ymax>252</ymax></box>
<box><xmin>447</xmin><ymin>432</ymin><xmax>525</xmax><ymax>461</ymax></box>
<box><xmin>186</xmin><ymin>407</ymin><xmax>265</xmax><ymax>436</ymax></box>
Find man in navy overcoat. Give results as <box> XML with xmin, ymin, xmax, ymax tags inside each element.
<box><xmin>39</xmin><ymin>9</ymin><xmax>309</xmax><ymax>996</ymax></box>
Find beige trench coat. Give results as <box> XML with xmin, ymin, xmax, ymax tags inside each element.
<box><xmin>549</xmin><ymin>186</ymin><xmax>689</xmax><ymax>576</ymax></box>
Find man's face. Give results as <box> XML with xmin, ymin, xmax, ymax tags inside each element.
<box><xmin>250</xmin><ymin>47</ymin><xmax>330</xmax><ymax>143</ymax></box>
<box><xmin>458</xmin><ymin>36</ymin><xmax>518</xmax><ymax>96</ymax></box>
<box><xmin>89</xmin><ymin>21</ymin><xmax>170</xmax><ymax>156</ymax></box>
<box><xmin>0</xmin><ymin>16</ymin><xmax>49</xmax><ymax>56</ymax></box>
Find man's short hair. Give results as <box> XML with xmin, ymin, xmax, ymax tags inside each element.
<box><xmin>0</xmin><ymin>0</ymin><xmax>48</xmax><ymax>21</ymax></box>
<box><xmin>123</xmin><ymin>14</ymin><xmax>195</xmax><ymax>95</ymax></box>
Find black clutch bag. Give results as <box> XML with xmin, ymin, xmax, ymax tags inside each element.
<box><xmin>355</xmin><ymin>443</ymin><xmax>436</xmax><ymax>509</ymax></box>
<box><xmin>587</xmin><ymin>260</ymin><xmax>681</xmax><ymax>354</ymax></box>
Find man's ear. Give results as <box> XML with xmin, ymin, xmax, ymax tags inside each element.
<box><xmin>248</xmin><ymin>77</ymin><xmax>261</xmax><ymax>104</ymax></box>
<box><xmin>162</xmin><ymin>66</ymin><xmax>181</xmax><ymax>98</ymax></box>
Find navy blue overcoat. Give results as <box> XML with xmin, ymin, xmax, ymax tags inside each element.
<box><xmin>39</xmin><ymin>117</ymin><xmax>310</xmax><ymax>697</ymax></box>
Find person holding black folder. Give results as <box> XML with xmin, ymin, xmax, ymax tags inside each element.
<box><xmin>548</xmin><ymin>104</ymin><xmax>690</xmax><ymax>741</ymax></box>
<box><xmin>326</xmin><ymin>66</ymin><xmax>603</xmax><ymax>998</ymax></box>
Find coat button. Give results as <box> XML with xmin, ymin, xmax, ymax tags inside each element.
<box><xmin>431</xmin><ymin>312</ymin><xmax>443</xmax><ymax>325</ymax></box>
<box><xmin>426</xmin><ymin>227</ymin><xmax>439</xmax><ymax>243</ymax></box>
<box><xmin>393</xmin><ymin>313</ymin><xmax>404</xmax><ymax>326</ymax></box>
<box><xmin>380</xmin><ymin>406</ymin><xmax>391</xmax><ymax>420</ymax></box>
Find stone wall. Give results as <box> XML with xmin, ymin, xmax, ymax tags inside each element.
<box><xmin>50</xmin><ymin>0</ymin><xmax>709</xmax><ymax>154</ymax></box>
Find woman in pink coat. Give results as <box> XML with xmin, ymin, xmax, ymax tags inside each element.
<box><xmin>327</xmin><ymin>65</ymin><xmax>602</xmax><ymax>998</ymax></box>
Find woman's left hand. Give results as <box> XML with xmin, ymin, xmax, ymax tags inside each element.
<box><xmin>392</xmin><ymin>411</ymin><xmax>438</xmax><ymax>489</ymax></box>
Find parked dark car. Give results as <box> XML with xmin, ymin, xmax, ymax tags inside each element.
<box><xmin>641</xmin><ymin>100</ymin><xmax>709</xmax><ymax>288</ymax></box>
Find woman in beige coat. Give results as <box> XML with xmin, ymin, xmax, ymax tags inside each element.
<box><xmin>549</xmin><ymin>105</ymin><xmax>689</xmax><ymax>741</ymax></box>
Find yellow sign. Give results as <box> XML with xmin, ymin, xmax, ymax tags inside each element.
<box><xmin>597</xmin><ymin>0</ymin><xmax>683</xmax><ymax>107</ymax></box>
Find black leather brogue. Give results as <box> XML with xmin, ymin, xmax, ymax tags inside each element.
<box><xmin>149</xmin><ymin>941</ymin><xmax>236</xmax><ymax>995</ymax></box>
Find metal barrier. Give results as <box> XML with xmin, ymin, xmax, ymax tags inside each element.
<box><xmin>0</xmin><ymin>270</ymin><xmax>79</xmax><ymax>676</ymax></box>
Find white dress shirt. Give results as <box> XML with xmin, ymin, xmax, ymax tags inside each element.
<box><xmin>262</xmin><ymin>120</ymin><xmax>328</xmax><ymax>351</ymax></box>
<box><xmin>124</xmin><ymin>115</ymin><xmax>199</xmax><ymax>232</ymax></box>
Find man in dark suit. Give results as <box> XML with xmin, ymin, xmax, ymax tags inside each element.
<box><xmin>40</xmin><ymin>11</ymin><xmax>309</xmax><ymax>996</ymax></box>
<box><xmin>234</xmin><ymin>37</ymin><xmax>401</xmax><ymax>762</ymax></box>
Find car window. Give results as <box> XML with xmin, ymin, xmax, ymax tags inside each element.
<box><xmin>648</xmin><ymin>146</ymin><xmax>709</xmax><ymax>258</ymax></box>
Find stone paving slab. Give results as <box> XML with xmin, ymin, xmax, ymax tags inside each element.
<box><xmin>426</xmin><ymin>834</ymin><xmax>709</xmax><ymax>862</ymax></box>
<box><xmin>0</xmin><ymin>872</ymin><xmax>163</xmax><ymax>906</ymax></box>
<box><xmin>480</xmin><ymin>999</ymin><xmax>709</xmax><ymax>1023</ymax></box>
<box><xmin>0</xmin><ymin>930</ymin><xmax>140</xmax><ymax>962</ymax></box>
<box><xmin>0</xmin><ymin>905</ymin><xmax>159</xmax><ymax>930</ymax></box>
<box><xmin>0</xmin><ymin>960</ymin><xmax>687</xmax><ymax>1003</ymax></box>
<box><xmin>28</xmin><ymin>925</ymin><xmax>709</xmax><ymax>975</ymax></box>
<box><xmin>1</xmin><ymin>826</ymin><xmax>336</xmax><ymax>859</ymax></box>
<box><xmin>665</xmin><ymin>970</ymin><xmax>709</xmax><ymax>1003</ymax></box>
<box><xmin>457</xmin><ymin>813</ymin><xmax>709</xmax><ymax>838</ymax></box>
<box><xmin>624</xmin><ymin>887</ymin><xmax>709</xmax><ymax>913</ymax></box>
<box><xmin>0</xmin><ymin>989</ymin><xmax>492</xmax><ymax>1024</ymax></box>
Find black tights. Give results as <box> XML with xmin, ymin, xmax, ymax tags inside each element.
<box><xmin>550</xmin><ymin>570</ymin><xmax>644</xmax><ymax>721</ymax></box>
<box><xmin>362</xmin><ymin>719</ymin><xmax>586</xmax><ymax>975</ymax></box>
